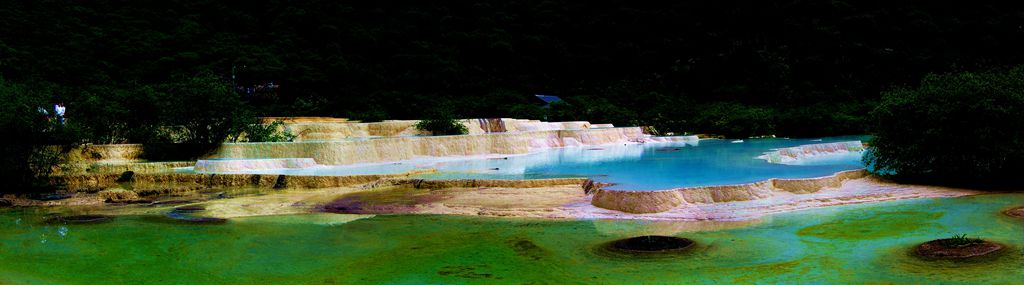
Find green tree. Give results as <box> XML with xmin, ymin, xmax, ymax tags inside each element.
<box><xmin>157</xmin><ymin>72</ymin><xmax>252</xmax><ymax>144</ymax></box>
<box><xmin>415</xmin><ymin>106</ymin><xmax>468</xmax><ymax>136</ymax></box>
<box><xmin>865</xmin><ymin>67</ymin><xmax>1024</xmax><ymax>186</ymax></box>
<box><xmin>691</xmin><ymin>102</ymin><xmax>775</xmax><ymax>138</ymax></box>
<box><xmin>0</xmin><ymin>79</ymin><xmax>83</xmax><ymax>190</ymax></box>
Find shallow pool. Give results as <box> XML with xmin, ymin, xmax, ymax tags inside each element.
<box><xmin>192</xmin><ymin>136</ymin><xmax>868</xmax><ymax>190</ymax></box>
<box><xmin>2</xmin><ymin>194</ymin><xmax>1021</xmax><ymax>284</ymax></box>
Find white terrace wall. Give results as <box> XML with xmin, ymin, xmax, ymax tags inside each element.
<box><xmin>64</xmin><ymin>126</ymin><xmax>652</xmax><ymax>166</ymax></box>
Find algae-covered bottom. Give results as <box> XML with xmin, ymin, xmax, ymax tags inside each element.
<box><xmin>2</xmin><ymin>194</ymin><xmax>1023</xmax><ymax>284</ymax></box>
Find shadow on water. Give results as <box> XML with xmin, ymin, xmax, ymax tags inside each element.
<box><xmin>506</xmin><ymin>237</ymin><xmax>551</xmax><ymax>261</ymax></box>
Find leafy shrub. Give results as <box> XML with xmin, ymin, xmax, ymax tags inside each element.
<box><xmin>547</xmin><ymin>96</ymin><xmax>640</xmax><ymax>127</ymax></box>
<box><xmin>0</xmin><ymin>79</ymin><xmax>82</xmax><ymax>190</ymax></box>
<box><xmin>774</xmin><ymin>102</ymin><xmax>871</xmax><ymax>138</ymax></box>
<box><xmin>347</xmin><ymin>108</ymin><xmax>388</xmax><ymax>123</ymax></box>
<box><xmin>157</xmin><ymin>72</ymin><xmax>252</xmax><ymax>144</ymax></box>
<box><xmin>236</xmin><ymin>120</ymin><xmax>296</xmax><ymax>142</ymax></box>
<box><xmin>415</xmin><ymin>118</ymin><xmax>468</xmax><ymax>136</ymax></box>
<box><xmin>506</xmin><ymin>104</ymin><xmax>546</xmax><ymax>120</ymax></box>
<box><xmin>865</xmin><ymin>67</ymin><xmax>1024</xmax><ymax>186</ymax></box>
<box><xmin>943</xmin><ymin>234</ymin><xmax>983</xmax><ymax>247</ymax></box>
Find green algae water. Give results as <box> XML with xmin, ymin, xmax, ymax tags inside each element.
<box><xmin>2</xmin><ymin>194</ymin><xmax>1023</xmax><ymax>284</ymax></box>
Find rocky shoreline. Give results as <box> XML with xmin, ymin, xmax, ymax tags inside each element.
<box><xmin>3</xmin><ymin>171</ymin><xmax>980</xmax><ymax>222</ymax></box>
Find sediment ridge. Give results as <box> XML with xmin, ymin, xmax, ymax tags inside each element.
<box><xmin>758</xmin><ymin>141</ymin><xmax>865</xmax><ymax>164</ymax></box>
<box><xmin>54</xmin><ymin>169</ymin><xmax>590</xmax><ymax>194</ymax></box>
<box><xmin>55</xmin><ymin>171</ymin><xmax>425</xmax><ymax>193</ymax></box>
<box><xmin>591</xmin><ymin>169</ymin><xmax>870</xmax><ymax>213</ymax></box>
<box><xmin>194</xmin><ymin>158</ymin><xmax>318</xmax><ymax>172</ymax></box>
<box><xmin>282</xmin><ymin>118</ymin><xmax>600</xmax><ymax>141</ymax></box>
<box><xmin>62</xmin><ymin>127</ymin><xmax>696</xmax><ymax>167</ymax></box>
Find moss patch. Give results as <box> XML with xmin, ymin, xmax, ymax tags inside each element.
<box><xmin>798</xmin><ymin>210</ymin><xmax>944</xmax><ymax>240</ymax></box>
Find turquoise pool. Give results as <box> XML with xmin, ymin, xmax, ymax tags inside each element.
<box><xmin>192</xmin><ymin>136</ymin><xmax>868</xmax><ymax>190</ymax></box>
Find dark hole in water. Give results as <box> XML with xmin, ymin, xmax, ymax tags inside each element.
<box><xmin>609</xmin><ymin>236</ymin><xmax>695</xmax><ymax>253</ymax></box>
<box><xmin>45</xmin><ymin>215</ymin><xmax>112</xmax><ymax>224</ymax></box>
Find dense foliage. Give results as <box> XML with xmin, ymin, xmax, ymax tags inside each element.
<box><xmin>865</xmin><ymin>67</ymin><xmax>1024</xmax><ymax>187</ymax></box>
<box><xmin>235</xmin><ymin>120</ymin><xmax>296</xmax><ymax>143</ymax></box>
<box><xmin>415</xmin><ymin>118</ymin><xmax>469</xmax><ymax>136</ymax></box>
<box><xmin>3</xmin><ymin>1</ymin><xmax>1024</xmax><ymax>138</ymax></box>
<box><xmin>0</xmin><ymin>73</ymin><xmax>281</xmax><ymax>189</ymax></box>
<box><xmin>0</xmin><ymin>79</ymin><xmax>84</xmax><ymax>190</ymax></box>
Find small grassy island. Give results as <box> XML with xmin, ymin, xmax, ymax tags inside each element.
<box><xmin>914</xmin><ymin>234</ymin><xmax>1004</xmax><ymax>260</ymax></box>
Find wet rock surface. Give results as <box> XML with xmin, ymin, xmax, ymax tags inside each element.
<box><xmin>98</xmin><ymin>188</ymin><xmax>142</xmax><ymax>203</ymax></box>
<box><xmin>914</xmin><ymin>239</ymin><xmax>1003</xmax><ymax>260</ymax></box>
<box><xmin>322</xmin><ymin>188</ymin><xmax>443</xmax><ymax>214</ymax></box>
<box><xmin>323</xmin><ymin>196</ymin><xmax>419</xmax><ymax>214</ymax></box>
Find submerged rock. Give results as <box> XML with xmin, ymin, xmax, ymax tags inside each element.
<box><xmin>98</xmin><ymin>188</ymin><xmax>141</xmax><ymax>203</ymax></box>
<box><xmin>582</xmin><ymin>179</ymin><xmax>613</xmax><ymax>195</ymax></box>
<box><xmin>167</xmin><ymin>216</ymin><xmax>227</xmax><ymax>224</ymax></box>
<box><xmin>322</xmin><ymin>188</ymin><xmax>444</xmax><ymax>214</ymax></box>
<box><xmin>1004</xmin><ymin>206</ymin><xmax>1024</xmax><ymax>218</ymax></box>
<box><xmin>150</xmin><ymin>199</ymin><xmax>198</xmax><ymax>206</ymax></box>
<box><xmin>158</xmin><ymin>213</ymin><xmax>228</xmax><ymax>224</ymax></box>
<box><xmin>914</xmin><ymin>239</ymin><xmax>1003</xmax><ymax>260</ymax></box>
<box><xmin>655</xmin><ymin>147</ymin><xmax>685</xmax><ymax>152</ymax></box>
<box><xmin>45</xmin><ymin>214</ymin><xmax>113</xmax><ymax>224</ymax></box>
<box><xmin>35</xmin><ymin>192</ymin><xmax>73</xmax><ymax>201</ymax></box>
<box><xmin>323</xmin><ymin>196</ymin><xmax>419</xmax><ymax>214</ymax></box>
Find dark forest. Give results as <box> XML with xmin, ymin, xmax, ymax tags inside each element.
<box><xmin>3</xmin><ymin>0</ymin><xmax>1023</xmax><ymax>140</ymax></box>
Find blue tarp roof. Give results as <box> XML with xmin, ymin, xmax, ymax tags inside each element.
<box><xmin>534</xmin><ymin>94</ymin><xmax>563</xmax><ymax>104</ymax></box>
